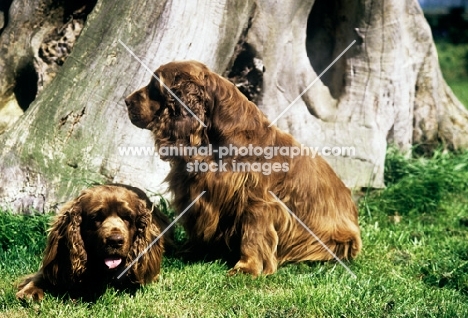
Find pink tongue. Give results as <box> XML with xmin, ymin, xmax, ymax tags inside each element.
<box><xmin>104</xmin><ymin>257</ymin><xmax>122</xmax><ymax>269</ymax></box>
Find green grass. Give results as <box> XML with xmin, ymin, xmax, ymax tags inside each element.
<box><xmin>1</xmin><ymin>149</ymin><xmax>468</xmax><ymax>317</ymax></box>
<box><xmin>436</xmin><ymin>41</ymin><xmax>468</xmax><ymax>108</ymax></box>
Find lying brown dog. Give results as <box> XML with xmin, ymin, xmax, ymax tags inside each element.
<box><xmin>16</xmin><ymin>184</ymin><xmax>170</xmax><ymax>301</ymax></box>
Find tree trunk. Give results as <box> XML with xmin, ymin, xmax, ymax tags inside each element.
<box><xmin>0</xmin><ymin>0</ymin><xmax>94</xmax><ymax>133</ymax></box>
<box><xmin>0</xmin><ymin>0</ymin><xmax>467</xmax><ymax>213</ymax></box>
<box><xmin>245</xmin><ymin>0</ymin><xmax>468</xmax><ymax>188</ymax></box>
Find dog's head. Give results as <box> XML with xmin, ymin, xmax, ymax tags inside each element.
<box><xmin>41</xmin><ymin>185</ymin><xmax>163</xmax><ymax>286</ymax></box>
<box><xmin>125</xmin><ymin>60</ymin><xmax>270</xmax><ymax>159</ymax></box>
<box><xmin>125</xmin><ymin>61</ymin><xmax>209</xmax><ymax>148</ymax></box>
<box><xmin>78</xmin><ymin>185</ymin><xmax>141</xmax><ymax>270</ymax></box>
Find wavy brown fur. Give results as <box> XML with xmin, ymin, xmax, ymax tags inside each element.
<box><xmin>16</xmin><ymin>184</ymin><xmax>170</xmax><ymax>301</ymax></box>
<box><xmin>125</xmin><ymin>60</ymin><xmax>362</xmax><ymax>276</ymax></box>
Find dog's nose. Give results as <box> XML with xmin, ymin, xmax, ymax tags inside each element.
<box><xmin>124</xmin><ymin>97</ymin><xmax>131</xmax><ymax>107</ymax></box>
<box><xmin>107</xmin><ymin>234</ymin><xmax>124</xmax><ymax>248</ymax></box>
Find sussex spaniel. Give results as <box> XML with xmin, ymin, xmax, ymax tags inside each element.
<box><xmin>16</xmin><ymin>184</ymin><xmax>170</xmax><ymax>301</ymax></box>
<box><xmin>124</xmin><ymin>60</ymin><xmax>362</xmax><ymax>276</ymax></box>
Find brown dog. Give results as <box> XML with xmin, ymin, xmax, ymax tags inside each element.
<box><xmin>16</xmin><ymin>184</ymin><xmax>170</xmax><ymax>301</ymax></box>
<box><xmin>125</xmin><ymin>60</ymin><xmax>361</xmax><ymax>276</ymax></box>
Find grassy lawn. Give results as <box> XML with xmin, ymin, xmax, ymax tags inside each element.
<box><xmin>1</xmin><ymin>149</ymin><xmax>467</xmax><ymax>317</ymax></box>
<box><xmin>0</xmin><ymin>33</ymin><xmax>467</xmax><ymax>318</ymax></box>
<box><xmin>436</xmin><ymin>41</ymin><xmax>468</xmax><ymax>108</ymax></box>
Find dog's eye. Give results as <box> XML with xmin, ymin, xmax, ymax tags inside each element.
<box><xmin>89</xmin><ymin>212</ymin><xmax>104</xmax><ymax>226</ymax></box>
<box><xmin>119</xmin><ymin>212</ymin><xmax>134</xmax><ymax>226</ymax></box>
<box><xmin>148</xmin><ymin>85</ymin><xmax>161</xmax><ymax>101</ymax></box>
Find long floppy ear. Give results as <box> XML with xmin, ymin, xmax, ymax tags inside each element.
<box><xmin>155</xmin><ymin>69</ymin><xmax>208</xmax><ymax>148</ymax></box>
<box><xmin>126</xmin><ymin>200</ymin><xmax>163</xmax><ymax>284</ymax></box>
<box><xmin>203</xmin><ymin>71</ymin><xmax>272</xmax><ymax>146</ymax></box>
<box><xmin>41</xmin><ymin>198</ymin><xmax>87</xmax><ymax>286</ymax></box>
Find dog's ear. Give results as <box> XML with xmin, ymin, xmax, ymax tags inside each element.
<box><xmin>156</xmin><ymin>68</ymin><xmax>208</xmax><ymax>148</ymax></box>
<box><xmin>203</xmin><ymin>71</ymin><xmax>271</xmax><ymax>146</ymax></box>
<box><xmin>126</xmin><ymin>199</ymin><xmax>163</xmax><ymax>284</ymax></box>
<box><xmin>41</xmin><ymin>196</ymin><xmax>87</xmax><ymax>286</ymax></box>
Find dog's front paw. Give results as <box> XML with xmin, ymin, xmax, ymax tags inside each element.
<box><xmin>228</xmin><ymin>259</ymin><xmax>264</xmax><ymax>277</ymax></box>
<box><xmin>16</xmin><ymin>281</ymin><xmax>44</xmax><ymax>301</ymax></box>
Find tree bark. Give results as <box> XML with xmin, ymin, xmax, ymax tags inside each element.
<box><xmin>0</xmin><ymin>0</ymin><xmax>467</xmax><ymax>213</ymax></box>
<box><xmin>0</xmin><ymin>0</ymin><xmax>92</xmax><ymax>133</ymax></box>
<box><xmin>246</xmin><ymin>0</ymin><xmax>468</xmax><ymax>187</ymax></box>
<box><xmin>0</xmin><ymin>0</ymin><xmax>255</xmax><ymax>212</ymax></box>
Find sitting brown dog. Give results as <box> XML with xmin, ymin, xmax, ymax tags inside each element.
<box><xmin>125</xmin><ymin>60</ymin><xmax>362</xmax><ymax>276</ymax></box>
